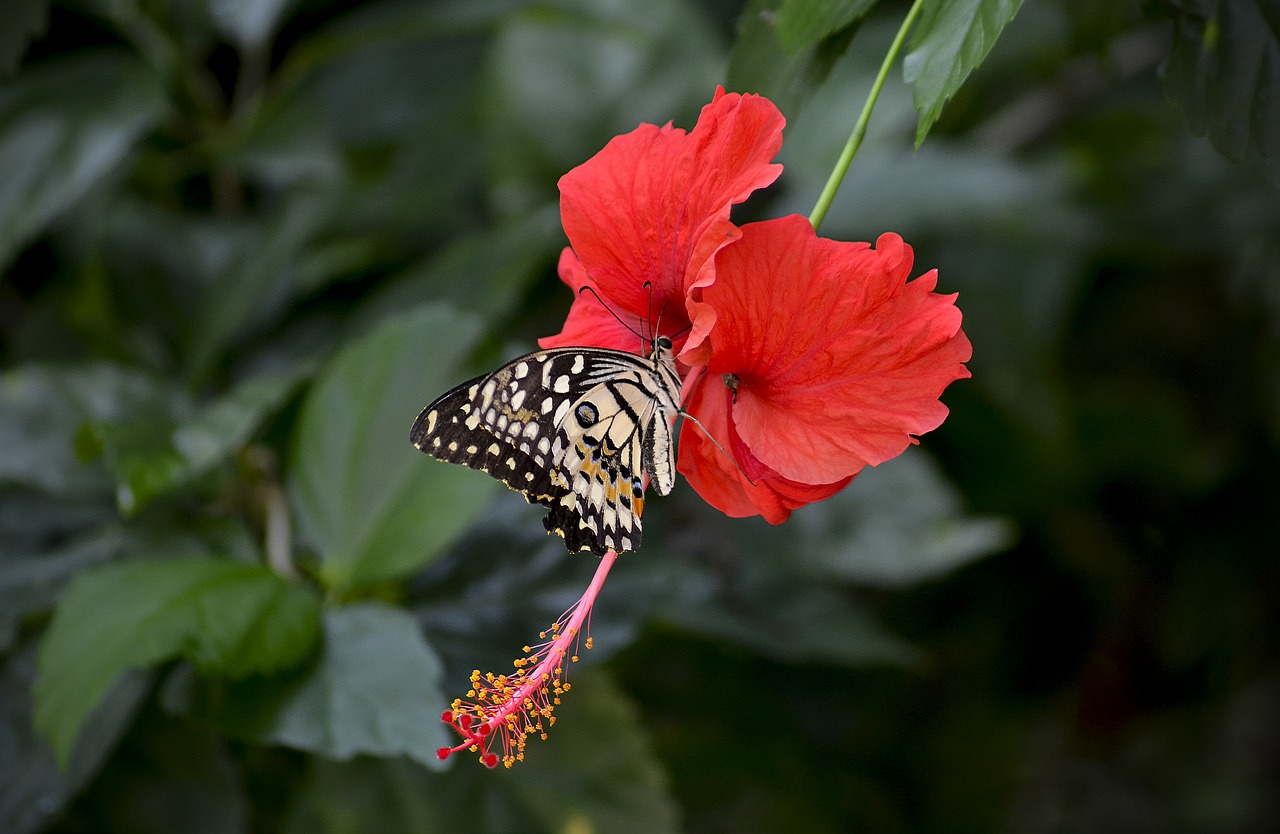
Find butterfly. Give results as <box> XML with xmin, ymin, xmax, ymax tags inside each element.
<box><xmin>410</xmin><ymin>336</ymin><xmax>683</xmax><ymax>555</ymax></box>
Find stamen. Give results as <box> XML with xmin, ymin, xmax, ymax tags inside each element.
<box><xmin>437</xmin><ymin>551</ymin><xmax>618</xmax><ymax>768</ymax></box>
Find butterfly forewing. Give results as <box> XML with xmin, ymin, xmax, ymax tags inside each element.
<box><xmin>410</xmin><ymin>343</ymin><xmax>682</xmax><ymax>555</ymax></box>
<box><xmin>409</xmin><ymin>375</ymin><xmax>564</xmax><ymax>505</ymax></box>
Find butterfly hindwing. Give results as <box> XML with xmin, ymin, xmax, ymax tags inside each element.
<box><xmin>543</xmin><ymin>376</ymin><xmax>653</xmax><ymax>553</ymax></box>
<box><xmin>411</xmin><ymin>343</ymin><xmax>682</xmax><ymax>555</ymax></box>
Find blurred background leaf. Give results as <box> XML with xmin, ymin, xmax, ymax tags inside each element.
<box><xmin>727</xmin><ymin>0</ymin><xmax>861</xmax><ymax>121</ymax></box>
<box><xmin>775</xmin><ymin>0</ymin><xmax>880</xmax><ymax>52</ymax></box>
<box><xmin>1162</xmin><ymin>0</ymin><xmax>1280</xmax><ymax>185</ymax></box>
<box><xmin>904</xmin><ymin>0</ymin><xmax>1025</xmax><ymax>147</ymax></box>
<box><xmin>289</xmin><ymin>304</ymin><xmax>499</xmax><ymax>591</ymax></box>
<box><xmin>255</xmin><ymin>603</ymin><xmax>451</xmax><ymax>767</ymax></box>
<box><xmin>0</xmin><ymin>50</ymin><xmax>164</xmax><ymax>271</ymax></box>
<box><xmin>34</xmin><ymin>557</ymin><xmax>320</xmax><ymax>766</ymax></box>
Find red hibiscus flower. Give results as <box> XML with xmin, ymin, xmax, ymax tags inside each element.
<box><xmin>439</xmin><ymin>91</ymin><xmax>972</xmax><ymax>768</ymax></box>
<box><xmin>678</xmin><ymin>215</ymin><xmax>973</xmax><ymax>523</ymax></box>
<box><xmin>539</xmin><ymin>87</ymin><xmax>785</xmax><ymax>360</ymax></box>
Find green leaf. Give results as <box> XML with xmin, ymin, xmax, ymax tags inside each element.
<box><xmin>237</xmin><ymin>3</ymin><xmax>498</xmax><ymax>238</ymax></box>
<box><xmin>0</xmin><ymin>0</ymin><xmax>48</xmax><ymax>77</ymax></box>
<box><xmin>785</xmin><ymin>448</ymin><xmax>1015</xmax><ymax>588</ymax></box>
<box><xmin>662</xmin><ymin>568</ymin><xmax>922</xmax><ymax>667</ymax></box>
<box><xmin>0</xmin><ymin>50</ymin><xmax>165</xmax><ymax>269</ymax></box>
<box><xmin>29</xmin><ymin>363</ymin><xmax>307</xmax><ymax>513</ymax></box>
<box><xmin>0</xmin><ymin>518</ymin><xmax>122</xmax><ymax>654</ymax></box>
<box><xmin>904</xmin><ymin>0</ymin><xmax>1024</xmax><ymax>148</ymax></box>
<box><xmin>1</xmin><ymin>640</ymin><xmax>148</xmax><ymax>834</ymax></box>
<box><xmin>1164</xmin><ymin>0</ymin><xmax>1280</xmax><ymax>185</ymax></box>
<box><xmin>180</xmin><ymin>192</ymin><xmax>336</xmax><ymax>380</ymax></box>
<box><xmin>262</xmin><ymin>603</ymin><xmax>450</xmax><ymax>768</ymax></box>
<box><xmin>775</xmin><ymin>0</ymin><xmax>879</xmax><ymax>53</ymax></box>
<box><xmin>169</xmin><ymin>370</ymin><xmax>309</xmax><ymax>478</ymax></box>
<box><xmin>111</xmin><ymin>368</ymin><xmax>309</xmax><ymax>513</ymax></box>
<box><xmin>728</xmin><ymin>0</ymin><xmax>860</xmax><ymax>123</ymax></box>
<box><xmin>34</xmin><ymin>557</ymin><xmax>321</xmax><ymax>767</ymax></box>
<box><xmin>654</xmin><ymin>449</ymin><xmax>1011</xmax><ymax>667</ymax></box>
<box><xmin>0</xmin><ymin>363</ymin><xmax>172</xmax><ymax>499</ymax></box>
<box><xmin>290</xmin><ymin>304</ymin><xmax>499</xmax><ymax>591</ymax></box>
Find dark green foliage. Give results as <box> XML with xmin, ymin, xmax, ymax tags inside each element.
<box><xmin>905</xmin><ymin>0</ymin><xmax>1025</xmax><ymax>147</ymax></box>
<box><xmin>728</xmin><ymin>0</ymin><xmax>863</xmax><ymax>121</ymax></box>
<box><xmin>1163</xmin><ymin>0</ymin><xmax>1280</xmax><ymax>184</ymax></box>
<box><xmin>3</xmin><ymin>1</ymin><xmax>1279</xmax><ymax>832</ymax></box>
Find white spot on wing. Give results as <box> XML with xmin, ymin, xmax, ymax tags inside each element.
<box><xmin>554</xmin><ymin>399</ymin><xmax>571</xmax><ymax>425</ymax></box>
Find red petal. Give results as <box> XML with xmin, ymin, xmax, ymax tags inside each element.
<box><xmin>557</xmin><ymin>89</ymin><xmax>784</xmax><ymax>352</ymax></box>
<box><xmin>703</xmin><ymin>217</ymin><xmax>972</xmax><ymax>484</ymax></box>
<box><xmin>678</xmin><ymin>377</ymin><xmax>850</xmax><ymax>523</ymax></box>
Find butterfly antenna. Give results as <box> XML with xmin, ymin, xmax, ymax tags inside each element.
<box><xmin>642</xmin><ymin>281</ymin><xmax>656</xmax><ymax>348</ymax></box>
<box><xmin>577</xmin><ymin>285</ymin><xmax>644</xmax><ymax>342</ymax></box>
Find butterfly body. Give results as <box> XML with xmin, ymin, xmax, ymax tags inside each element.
<box><xmin>411</xmin><ymin>339</ymin><xmax>682</xmax><ymax>555</ymax></box>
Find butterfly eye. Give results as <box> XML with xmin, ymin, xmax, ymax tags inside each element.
<box><xmin>655</xmin><ymin>336</ymin><xmax>672</xmax><ymax>351</ymax></box>
<box><xmin>575</xmin><ymin>402</ymin><xmax>599</xmax><ymax>428</ymax></box>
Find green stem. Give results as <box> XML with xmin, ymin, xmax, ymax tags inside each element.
<box><xmin>808</xmin><ymin>0</ymin><xmax>928</xmax><ymax>232</ymax></box>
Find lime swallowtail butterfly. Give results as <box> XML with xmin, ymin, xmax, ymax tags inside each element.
<box><xmin>410</xmin><ymin>337</ymin><xmax>682</xmax><ymax>555</ymax></box>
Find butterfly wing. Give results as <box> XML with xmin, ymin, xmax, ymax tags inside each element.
<box><xmin>409</xmin><ymin>372</ymin><xmax>566</xmax><ymax>506</ymax></box>
<box><xmin>541</xmin><ymin>349</ymin><xmax>683</xmax><ymax>553</ymax></box>
<box><xmin>411</xmin><ymin>347</ymin><xmax>678</xmax><ymax>555</ymax></box>
<box><xmin>541</xmin><ymin>372</ymin><xmax>655</xmax><ymax>554</ymax></box>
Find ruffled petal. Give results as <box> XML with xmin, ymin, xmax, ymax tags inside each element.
<box><xmin>678</xmin><ymin>377</ymin><xmax>851</xmax><ymax>523</ymax></box>
<box><xmin>557</xmin><ymin>88</ymin><xmax>785</xmax><ymax>352</ymax></box>
<box><xmin>703</xmin><ymin>217</ymin><xmax>972</xmax><ymax>484</ymax></box>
